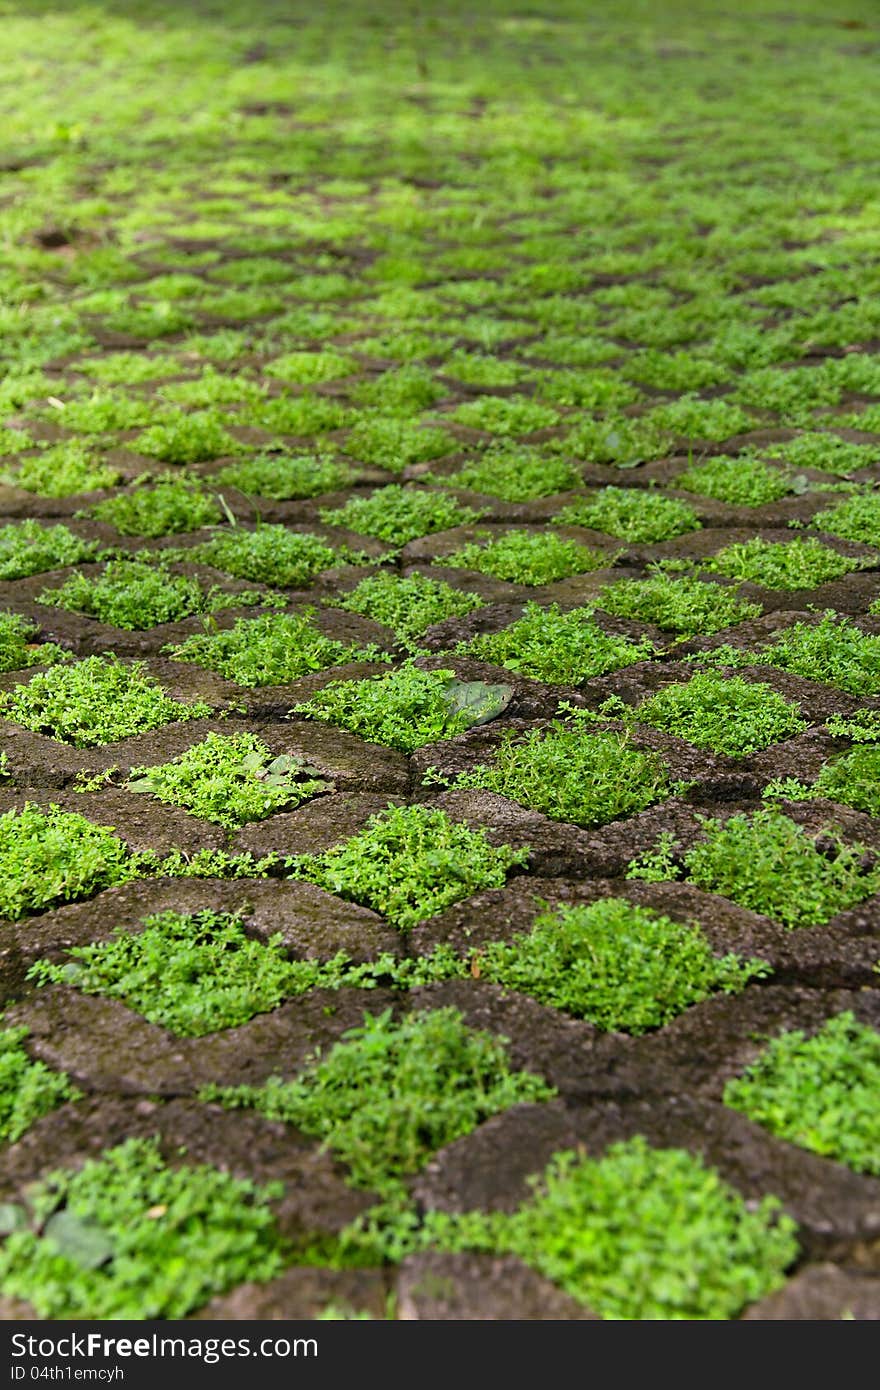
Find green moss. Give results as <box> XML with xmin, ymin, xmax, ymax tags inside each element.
<box><xmin>294</xmin><ymin>663</ymin><xmax>499</xmax><ymax>752</ymax></box>
<box><xmin>167</xmin><ymin>609</ymin><xmax>384</xmax><ymax>686</ymax></box>
<box><xmin>551</xmin><ymin>415</ymin><xmax>670</xmax><ymax>467</ymax></box>
<box><xmin>0</xmin><ymin>611</ymin><xmax>68</xmax><ymax>671</ymax></box>
<box><xmin>736</xmin><ymin>612</ymin><xmax>880</xmax><ymax>696</ymax></box>
<box><xmin>287</xmin><ymin>803</ymin><xmax>527</xmax><ymax>931</ymax></box>
<box><xmin>87</xmin><ymin>475</ymin><xmax>223</xmax><ymax>537</ymax></box>
<box><xmin>765</xmin><ymin>435</ymin><xmax>876</xmax><ymax>474</ymax></box>
<box><xmin>158</xmin><ymin>369</ymin><xmax>265</xmax><ymax>408</ymax></box>
<box><xmin>471</xmin><ymin>898</ymin><xmax>769</xmax><ymax>1033</ymax></box>
<box><xmin>441</xmin><ymin>530</ymin><xmax>612</xmax><ymax>586</ymax></box>
<box><xmin>554</xmin><ymin>487</ymin><xmax>700</xmax><ymax>542</ymax></box>
<box><xmin>55</xmin><ymin>391</ymin><xmax>154</xmax><ymax>434</ymax></box>
<box><xmin>427</xmin><ymin>724</ymin><xmax>673</xmax><ymax>827</ymax></box>
<box><xmin>214</xmin><ymin>452</ymin><xmax>355</xmax><ymax>500</ymax></box>
<box><xmin>247</xmin><ymin>392</ymin><xmax>352</xmax><ymax>436</ymax></box>
<box><xmin>333</xmin><ymin>572</ymin><xmax>483</xmax><ymax>647</ymax></box>
<box><xmin>351</xmin><ymin>366</ymin><xmax>444</xmax><ymax>415</ymax></box>
<box><xmin>732</xmin><ymin>365</ymin><xmax>840</xmax><ymax>423</ymax></box>
<box><xmin>813</xmin><ymin>744</ymin><xmax>880</xmax><ymax>816</ymax></box>
<box><xmin>414</xmin><ymin>1137</ymin><xmax>796</xmax><ymax>1320</ymax></box>
<box><xmin>627</xmin><ymin>350</ymin><xmax>731</xmax><ymax>392</ymax></box>
<box><xmin>201</xmin><ymin>1006</ymin><xmax>553</xmax><ymax>1192</ymax></box>
<box><xmin>644</xmin><ymin>395</ymin><xmax>753</xmax><ymax>441</ymax></box>
<box><xmin>458</xmin><ymin>602</ymin><xmax>655</xmax><ymax>685</ymax></box>
<box><xmin>0</xmin><ymin>1137</ymin><xmax>283</xmax><ymax>1319</ymax></box>
<box><xmin>810</xmin><ymin>492</ymin><xmax>880</xmax><ymax>545</ymax></box>
<box><xmin>439</xmin><ymin>444</ymin><xmax>580</xmax><ymax>501</ymax></box>
<box><xmin>0</xmin><ymin>803</ymin><xmax>135</xmax><ymax>918</ymax></box>
<box><xmin>441</xmin><ymin>352</ymin><xmax>530</xmax><ymax>388</ymax></box>
<box><xmin>123</xmin><ymin>732</ymin><xmax>328</xmax><ymax>828</ymax></box>
<box><xmin>0</xmin><ymin>1025</ymin><xmax>80</xmax><ymax>1145</ymax></box>
<box><xmin>343</xmin><ymin>417</ymin><xmax>456</xmax><ymax>472</ymax></box>
<box><xmin>448</xmin><ymin>394</ymin><xmax>560</xmax><ymax>435</ymax></box>
<box><xmin>72</xmin><ymin>351</ymin><xmax>182</xmax><ymax>384</ymax></box>
<box><xmin>0</xmin><ymin>442</ymin><xmax>121</xmax><ymax>497</ymax></box>
<box><xmin>30</xmin><ymin>908</ymin><xmax>316</xmax><ymax>1035</ymax></box>
<box><xmin>674</xmin><ymin>454</ymin><xmax>794</xmax><ymax>506</ymax></box>
<box><xmin>264</xmin><ymin>350</ymin><xmax>356</xmax><ymax>384</ymax></box>
<box><xmin>186</xmin><ymin>526</ymin><xmax>348</xmax><ymax>588</ymax></box>
<box><xmin>321</xmin><ymin>485</ymin><xmax>482</xmax><ymax>544</ymax></box>
<box><xmin>703</xmin><ymin>537</ymin><xmax>865</xmax><ymax>590</ymax></box>
<box><xmin>36</xmin><ymin>559</ymin><xmax>265</xmax><ymax>629</ymax></box>
<box><xmin>134</xmin><ymin>409</ymin><xmax>242</xmax><ymax>465</ymax></box>
<box><xmin>634</xmin><ymin>673</ymin><xmax>807</xmax><ymax>755</ymax></box>
<box><xmin>0</xmin><ymin>654</ymin><xmax>212</xmax><ymax>746</ymax></box>
<box><xmin>628</xmin><ymin>807</ymin><xmax>880</xmax><ymax>928</ymax></box>
<box><xmin>724</xmin><ymin>1013</ymin><xmax>880</xmax><ymax>1175</ymax></box>
<box><xmin>597</xmin><ymin>571</ymin><xmax>761</xmax><ymax>637</ymax></box>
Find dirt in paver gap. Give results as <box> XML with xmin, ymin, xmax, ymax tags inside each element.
<box><xmin>1</xmin><ymin>0</ymin><xmax>879</xmax><ymax>1322</ymax></box>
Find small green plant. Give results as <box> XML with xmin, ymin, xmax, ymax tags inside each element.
<box><xmin>265</xmin><ymin>350</ymin><xmax>355</xmax><ymax>384</ymax></box>
<box><xmin>0</xmin><ymin>521</ymin><xmax>102</xmax><ymax>579</ymax></box>
<box><xmin>597</xmin><ymin>571</ymin><xmax>761</xmax><ymax>637</ymax></box>
<box><xmin>72</xmin><ymin>351</ymin><xmax>182</xmax><ymax>384</ymax></box>
<box><xmin>0</xmin><ymin>612</ymin><xmax>68</xmax><ymax>672</ymax></box>
<box><xmin>825</xmin><ymin>710</ymin><xmax>880</xmax><ymax>742</ymax></box>
<box><xmin>134</xmin><ymin>408</ymin><xmax>242</xmax><ymax>464</ymax></box>
<box><xmin>0</xmin><ymin>442</ymin><xmax>121</xmax><ymax>497</ymax></box>
<box><xmin>333</xmin><ymin>572</ymin><xmax>484</xmax><ymax>647</ymax></box>
<box><xmin>627</xmin><ymin>807</ymin><xmax>880</xmax><ymax>928</ymax></box>
<box><xmin>634</xmin><ymin>672</ymin><xmax>807</xmax><ymax>755</ymax></box>
<box><xmin>735</xmin><ymin>612</ymin><xmax>880</xmax><ymax>696</ymax></box>
<box><xmin>551</xmin><ymin>415</ymin><xmax>670</xmax><ymax>467</ymax></box>
<box><xmin>702</xmin><ymin>537</ymin><xmax>865</xmax><ymax>590</ymax></box>
<box><xmin>440</xmin><ymin>445</ymin><xmax>580</xmax><ymax>501</ymax></box>
<box><xmin>765</xmin><ymin>435</ymin><xmax>875</xmax><ymax>474</ymax></box>
<box><xmin>441</xmin><ymin>530</ymin><xmax>612</xmax><ymax>586</ymax></box>
<box><xmin>186</xmin><ymin>526</ymin><xmax>348</xmax><ymax>588</ymax></box>
<box><xmin>463</xmin><ymin>898</ymin><xmax>769</xmax><ymax>1032</ymax></box>
<box><xmin>426</xmin><ymin>724</ymin><xmax>674</xmax><ymax>827</ymax></box>
<box><xmin>351</xmin><ymin>366</ymin><xmax>444</xmax><ymax>415</ymax></box>
<box><xmin>37</xmin><ymin>560</ymin><xmax>265</xmax><ymax>630</ymax></box>
<box><xmin>644</xmin><ymin>394</ymin><xmax>753</xmax><ymax>441</ymax></box>
<box><xmin>0</xmin><ymin>654</ymin><xmax>212</xmax><ymax>745</ymax></box>
<box><xmin>0</xmin><ymin>1024</ymin><xmax>80</xmax><ymax>1144</ymax></box>
<box><xmin>458</xmin><ymin>602</ymin><xmax>655</xmax><ymax>684</ymax></box>
<box><xmin>626</xmin><ymin>349</ymin><xmax>731</xmax><ymax>392</ymax></box>
<box><xmin>555</xmin><ymin>487</ymin><xmax>700</xmax><ymax>543</ymax></box>
<box><xmin>248</xmin><ymin>392</ymin><xmax>351</xmax><ymax>435</ymax></box>
<box><xmin>167</xmin><ymin>610</ymin><xmax>384</xmax><ymax>687</ymax></box>
<box><xmin>321</xmin><ymin>485</ymin><xmax>482</xmax><ymax>544</ymax></box>
<box><xmin>287</xmin><ymin>803</ymin><xmax>527</xmax><ymax>930</ymax></box>
<box><xmin>810</xmin><ymin>492</ymin><xmax>880</xmax><ymax>545</ymax></box>
<box><xmin>0</xmin><ymin>1137</ymin><xmax>284</xmax><ymax>1319</ymax></box>
<box><xmin>674</xmin><ymin>453</ymin><xmax>794</xmax><ymax>506</ymax></box>
<box><xmin>87</xmin><ymin>475</ymin><xmax>223</xmax><ymax>537</ymax></box>
<box><xmin>0</xmin><ymin>803</ymin><xmax>135</xmax><ymax>918</ymax></box>
<box><xmin>410</xmin><ymin>1137</ymin><xmax>797</xmax><ymax>1320</ymax></box>
<box><xmin>201</xmin><ymin>1006</ymin><xmax>554</xmax><ymax>1192</ymax></box>
<box><xmin>29</xmin><ymin>908</ymin><xmax>316</xmax><ymax>1035</ymax></box>
<box><xmin>723</xmin><ymin>1012</ymin><xmax>880</xmax><ymax>1175</ymax></box>
<box><xmin>123</xmin><ymin>732</ymin><xmax>329</xmax><ymax>827</ymax></box>
<box><xmin>344</xmin><ymin>417</ymin><xmax>456</xmax><ymax>472</ymax></box>
<box><xmin>813</xmin><ymin>744</ymin><xmax>880</xmax><ymax>816</ymax></box>
<box><xmin>158</xmin><ymin>369</ymin><xmax>265</xmax><ymax>408</ymax></box>
<box><xmin>293</xmin><ymin>663</ymin><xmax>510</xmax><ymax>752</ymax></box>
<box><xmin>56</xmin><ymin>391</ymin><xmax>154</xmax><ymax>433</ymax></box>
<box><xmin>449</xmin><ymin>394</ymin><xmax>560</xmax><ymax>435</ymax></box>
<box><xmin>214</xmin><ymin>452</ymin><xmax>355</xmax><ymax>500</ymax></box>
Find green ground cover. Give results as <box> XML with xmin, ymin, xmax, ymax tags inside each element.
<box><xmin>2</xmin><ymin>0</ymin><xmax>878</xmax><ymax>1322</ymax></box>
